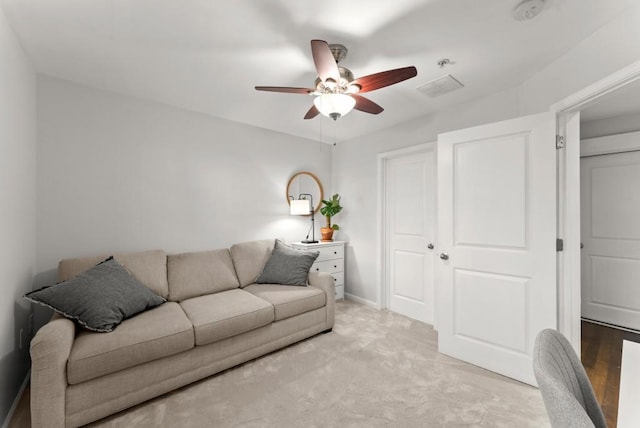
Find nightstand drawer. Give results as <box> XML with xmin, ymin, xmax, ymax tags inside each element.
<box><xmin>291</xmin><ymin>241</ymin><xmax>346</xmax><ymax>299</ymax></box>
<box><xmin>312</xmin><ymin>259</ymin><xmax>344</xmax><ymax>274</ymax></box>
<box><xmin>330</xmin><ymin>271</ymin><xmax>344</xmax><ymax>286</ymax></box>
<box><xmin>316</xmin><ymin>245</ymin><xmax>344</xmax><ymax>262</ymax></box>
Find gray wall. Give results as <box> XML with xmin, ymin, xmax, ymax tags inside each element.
<box><xmin>36</xmin><ymin>76</ymin><xmax>332</xmax><ymax>284</ymax></box>
<box><xmin>581</xmin><ymin>112</ymin><xmax>640</xmax><ymax>139</ymax></box>
<box><xmin>0</xmin><ymin>4</ymin><xmax>36</xmax><ymax>425</ymax></box>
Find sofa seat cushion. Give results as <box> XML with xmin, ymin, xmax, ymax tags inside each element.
<box><xmin>244</xmin><ymin>284</ymin><xmax>326</xmax><ymax>321</ymax></box>
<box><xmin>67</xmin><ymin>302</ymin><xmax>194</xmax><ymax>385</ymax></box>
<box><xmin>179</xmin><ymin>289</ymin><xmax>274</xmax><ymax>346</ymax></box>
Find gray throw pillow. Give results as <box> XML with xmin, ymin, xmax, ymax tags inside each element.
<box><xmin>24</xmin><ymin>257</ymin><xmax>166</xmax><ymax>332</ymax></box>
<box><xmin>256</xmin><ymin>240</ymin><xmax>319</xmax><ymax>286</ymax></box>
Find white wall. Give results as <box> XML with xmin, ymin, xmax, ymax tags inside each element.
<box><xmin>36</xmin><ymin>76</ymin><xmax>332</xmax><ymax>286</ymax></box>
<box><xmin>0</xmin><ymin>4</ymin><xmax>36</xmax><ymax>424</ymax></box>
<box><xmin>581</xmin><ymin>112</ymin><xmax>640</xmax><ymax>139</ymax></box>
<box><xmin>335</xmin><ymin>4</ymin><xmax>640</xmax><ymax>305</ymax></box>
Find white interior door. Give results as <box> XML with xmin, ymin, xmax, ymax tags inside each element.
<box><xmin>581</xmin><ymin>151</ymin><xmax>640</xmax><ymax>331</ymax></box>
<box><xmin>386</xmin><ymin>146</ymin><xmax>436</xmax><ymax>324</ymax></box>
<box><xmin>437</xmin><ymin>112</ymin><xmax>557</xmax><ymax>385</ymax></box>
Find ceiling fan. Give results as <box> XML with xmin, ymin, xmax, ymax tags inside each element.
<box><xmin>255</xmin><ymin>40</ymin><xmax>417</xmax><ymax>121</ymax></box>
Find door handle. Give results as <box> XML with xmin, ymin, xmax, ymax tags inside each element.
<box><xmin>440</xmin><ymin>253</ymin><xmax>449</xmax><ymax>260</ymax></box>
<box><xmin>427</xmin><ymin>243</ymin><xmax>434</xmax><ymax>250</ymax></box>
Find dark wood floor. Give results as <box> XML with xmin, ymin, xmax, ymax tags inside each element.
<box><xmin>581</xmin><ymin>320</ymin><xmax>640</xmax><ymax>428</ymax></box>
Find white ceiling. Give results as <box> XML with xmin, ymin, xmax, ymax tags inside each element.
<box><xmin>2</xmin><ymin>0</ymin><xmax>637</xmax><ymax>143</ymax></box>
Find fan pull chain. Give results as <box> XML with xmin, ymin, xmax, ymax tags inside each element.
<box><xmin>333</xmin><ymin>120</ymin><xmax>337</xmax><ymax>146</ymax></box>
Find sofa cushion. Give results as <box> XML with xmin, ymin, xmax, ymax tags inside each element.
<box><xmin>230</xmin><ymin>239</ymin><xmax>275</xmax><ymax>287</ymax></box>
<box><xmin>58</xmin><ymin>249</ymin><xmax>169</xmax><ymax>298</ymax></box>
<box><xmin>256</xmin><ymin>240</ymin><xmax>319</xmax><ymax>286</ymax></box>
<box><xmin>67</xmin><ymin>302</ymin><xmax>194</xmax><ymax>384</ymax></box>
<box><xmin>167</xmin><ymin>249</ymin><xmax>240</xmax><ymax>301</ymax></box>
<box><xmin>180</xmin><ymin>289</ymin><xmax>274</xmax><ymax>346</ymax></box>
<box><xmin>244</xmin><ymin>283</ymin><xmax>326</xmax><ymax>321</ymax></box>
<box><xmin>25</xmin><ymin>257</ymin><xmax>166</xmax><ymax>333</ymax></box>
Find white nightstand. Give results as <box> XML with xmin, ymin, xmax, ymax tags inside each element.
<box><xmin>291</xmin><ymin>241</ymin><xmax>345</xmax><ymax>300</ymax></box>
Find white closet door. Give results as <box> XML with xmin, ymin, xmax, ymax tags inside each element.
<box><xmin>386</xmin><ymin>146</ymin><xmax>436</xmax><ymax>324</ymax></box>
<box><xmin>437</xmin><ymin>112</ymin><xmax>556</xmax><ymax>385</ymax></box>
<box><xmin>581</xmin><ymin>151</ymin><xmax>640</xmax><ymax>331</ymax></box>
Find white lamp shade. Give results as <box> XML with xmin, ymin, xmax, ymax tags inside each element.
<box><xmin>290</xmin><ymin>199</ymin><xmax>311</xmax><ymax>215</ymax></box>
<box><xmin>313</xmin><ymin>94</ymin><xmax>356</xmax><ymax>118</ymax></box>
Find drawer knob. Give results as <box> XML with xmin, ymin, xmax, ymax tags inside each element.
<box><xmin>333</xmin><ymin>251</ymin><xmax>337</xmax><ymax>254</ymax></box>
<box><xmin>316</xmin><ymin>268</ymin><xmax>319</xmax><ymax>271</ymax></box>
<box><xmin>334</xmin><ymin>265</ymin><xmax>337</xmax><ymax>268</ymax></box>
<box><xmin>334</xmin><ymin>278</ymin><xmax>337</xmax><ymax>282</ymax></box>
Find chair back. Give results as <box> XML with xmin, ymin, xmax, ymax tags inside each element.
<box><xmin>533</xmin><ymin>329</ymin><xmax>607</xmax><ymax>428</ymax></box>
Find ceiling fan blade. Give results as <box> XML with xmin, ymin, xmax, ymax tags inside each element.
<box><xmin>352</xmin><ymin>94</ymin><xmax>384</xmax><ymax>114</ymax></box>
<box><xmin>352</xmin><ymin>66</ymin><xmax>417</xmax><ymax>93</ymax></box>
<box><xmin>311</xmin><ymin>39</ymin><xmax>340</xmax><ymax>83</ymax></box>
<box><xmin>255</xmin><ymin>86</ymin><xmax>314</xmax><ymax>94</ymax></box>
<box><xmin>304</xmin><ymin>104</ymin><xmax>320</xmax><ymax>120</ymax></box>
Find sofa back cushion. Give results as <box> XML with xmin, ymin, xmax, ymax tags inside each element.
<box><xmin>58</xmin><ymin>250</ymin><xmax>169</xmax><ymax>299</ymax></box>
<box><xmin>229</xmin><ymin>239</ymin><xmax>275</xmax><ymax>287</ymax></box>
<box><xmin>167</xmin><ymin>249</ymin><xmax>240</xmax><ymax>301</ymax></box>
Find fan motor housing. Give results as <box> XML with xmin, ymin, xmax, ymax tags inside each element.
<box><xmin>314</xmin><ymin>66</ymin><xmax>355</xmax><ymax>93</ymax></box>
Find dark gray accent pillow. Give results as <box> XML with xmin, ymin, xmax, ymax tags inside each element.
<box><xmin>24</xmin><ymin>257</ymin><xmax>166</xmax><ymax>332</ymax></box>
<box><xmin>256</xmin><ymin>240</ymin><xmax>319</xmax><ymax>286</ymax></box>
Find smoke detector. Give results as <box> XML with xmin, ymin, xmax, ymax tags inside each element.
<box><xmin>513</xmin><ymin>0</ymin><xmax>545</xmax><ymax>21</ymax></box>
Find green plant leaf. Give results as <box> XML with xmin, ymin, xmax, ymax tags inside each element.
<box><xmin>320</xmin><ymin>193</ymin><xmax>342</xmax><ymax>218</ymax></box>
<box><xmin>320</xmin><ymin>193</ymin><xmax>343</xmax><ymax>232</ymax></box>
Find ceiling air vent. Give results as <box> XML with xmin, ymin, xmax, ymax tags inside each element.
<box><xmin>417</xmin><ymin>74</ymin><xmax>464</xmax><ymax>98</ymax></box>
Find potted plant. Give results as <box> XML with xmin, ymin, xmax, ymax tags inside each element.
<box><xmin>320</xmin><ymin>193</ymin><xmax>342</xmax><ymax>242</ymax></box>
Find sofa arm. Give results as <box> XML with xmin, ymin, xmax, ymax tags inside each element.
<box><xmin>30</xmin><ymin>314</ymin><xmax>75</xmax><ymax>428</ymax></box>
<box><xmin>308</xmin><ymin>271</ymin><xmax>335</xmax><ymax>330</ymax></box>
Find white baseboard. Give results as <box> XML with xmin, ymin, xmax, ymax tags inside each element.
<box><xmin>2</xmin><ymin>369</ymin><xmax>29</xmax><ymax>428</ymax></box>
<box><xmin>345</xmin><ymin>293</ymin><xmax>378</xmax><ymax>309</ymax></box>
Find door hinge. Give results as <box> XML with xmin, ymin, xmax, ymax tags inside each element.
<box><xmin>556</xmin><ymin>135</ymin><xmax>565</xmax><ymax>149</ymax></box>
<box><xmin>556</xmin><ymin>238</ymin><xmax>564</xmax><ymax>252</ymax></box>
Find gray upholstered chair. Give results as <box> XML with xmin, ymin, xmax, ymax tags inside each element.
<box><xmin>533</xmin><ymin>329</ymin><xmax>607</xmax><ymax>428</ymax></box>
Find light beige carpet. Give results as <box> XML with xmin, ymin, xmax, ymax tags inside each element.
<box><xmin>16</xmin><ymin>300</ymin><xmax>551</xmax><ymax>427</ymax></box>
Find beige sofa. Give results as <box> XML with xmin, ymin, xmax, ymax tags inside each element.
<box><xmin>29</xmin><ymin>239</ymin><xmax>335</xmax><ymax>427</ymax></box>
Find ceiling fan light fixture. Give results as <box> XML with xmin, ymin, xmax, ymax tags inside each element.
<box><xmin>324</xmin><ymin>78</ymin><xmax>338</xmax><ymax>90</ymax></box>
<box><xmin>313</xmin><ymin>93</ymin><xmax>356</xmax><ymax>120</ymax></box>
<box><xmin>346</xmin><ymin>83</ymin><xmax>361</xmax><ymax>94</ymax></box>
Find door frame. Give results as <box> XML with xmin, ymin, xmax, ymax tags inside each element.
<box><xmin>552</xmin><ymin>60</ymin><xmax>640</xmax><ymax>351</ymax></box>
<box><xmin>376</xmin><ymin>142</ymin><xmax>436</xmax><ymax>314</ymax></box>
